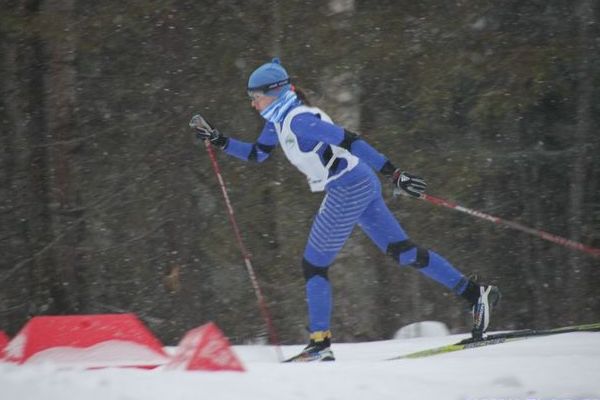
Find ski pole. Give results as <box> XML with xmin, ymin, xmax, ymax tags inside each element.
<box><xmin>400</xmin><ymin>191</ymin><xmax>600</xmax><ymax>259</ymax></box>
<box><xmin>204</xmin><ymin>141</ymin><xmax>284</xmax><ymax>361</ymax></box>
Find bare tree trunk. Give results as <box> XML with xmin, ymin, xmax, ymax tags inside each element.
<box><xmin>19</xmin><ymin>0</ymin><xmax>59</xmax><ymax>316</ymax></box>
<box><xmin>0</xmin><ymin>7</ymin><xmax>38</xmax><ymax>330</ymax></box>
<box><xmin>321</xmin><ymin>0</ymin><xmax>387</xmax><ymax>340</ymax></box>
<box><xmin>566</xmin><ymin>0</ymin><xmax>596</xmax><ymax>321</ymax></box>
<box><xmin>41</xmin><ymin>0</ymin><xmax>85</xmax><ymax>313</ymax></box>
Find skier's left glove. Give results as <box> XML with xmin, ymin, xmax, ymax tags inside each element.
<box><xmin>392</xmin><ymin>169</ymin><xmax>427</xmax><ymax>198</ymax></box>
<box><xmin>189</xmin><ymin>114</ymin><xmax>228</xmax><ymax>149</ymax></box>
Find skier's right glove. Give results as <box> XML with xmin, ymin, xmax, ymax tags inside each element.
<box><xmin>189</xmin><ymin>114</ymin><xmax>228</xmax><ymax>149</ymax></box>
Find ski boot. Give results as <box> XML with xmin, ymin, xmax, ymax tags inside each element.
<box><xmin>462</xmin><ymin>280</ymin><xmax>501</xmax><ymax>340</ymax></box>
<box><xmin>284</xmin><ymin>330</ymin><xmax>335</xmax><ymax>362</ymax></box>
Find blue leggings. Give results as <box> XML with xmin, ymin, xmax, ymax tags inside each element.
<box><xmin>303</xmin><ymin>172</ymin><xmax>469</xmax><ymax>332</ymax></box>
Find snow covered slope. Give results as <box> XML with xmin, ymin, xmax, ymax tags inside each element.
<box><xmin>1</xmin><ymin>331</ymin><xmax>599</xmax><ymax>400</ymax></box>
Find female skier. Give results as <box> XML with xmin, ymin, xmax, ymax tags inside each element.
<box><xmin>190</xmin><ymin>58</ymin><xmax>500</xmax><ymax>362</ymax></box>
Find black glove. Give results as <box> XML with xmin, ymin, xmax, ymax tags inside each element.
<box><xmin>189</xmin><ymin>114</ymin><xmax>228</xmax><ymax>148</ymax></box>
<box><xmin>392</xmin><ymin>169</ymin><xmax>427</xmax><ymax>198</ymax></box>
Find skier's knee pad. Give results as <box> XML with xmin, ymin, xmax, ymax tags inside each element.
<box><xmin>302</xmin><ymin>258</ymin><xmax>329</xmax><ymax>281</ymax></box>
<box><xmin>386</xmin><ymin>239</ymin><xmax>430</xmax><ymax>269</ymax></box>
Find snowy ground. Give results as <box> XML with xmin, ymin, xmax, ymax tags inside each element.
<box><xmin>2</xmin><ymin>330</ymin><xmax>600</xmax><ymax>400</ymax></box>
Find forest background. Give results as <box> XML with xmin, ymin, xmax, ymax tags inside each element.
<box><xmin>1</xmin><ymin>0</ymin><xmax>599</xmax><ymax>344</ymax></box>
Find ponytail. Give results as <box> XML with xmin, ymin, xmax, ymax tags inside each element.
<box><xmin>293</xmin><ymin>85</ymin><xmax>312</xmax><ymax>106</ymax></box>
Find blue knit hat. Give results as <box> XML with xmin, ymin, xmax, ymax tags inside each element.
<box><xmin>247</xmin><ymin>58</ymin><xmax>291</xmax><ymax>96</ymax></box>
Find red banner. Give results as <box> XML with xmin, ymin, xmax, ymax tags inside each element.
<box><xmin>166</xmin><ymin>322</ymin><xmax>245</xmax><ymax>372</ymax></box>
<box><xmin>4</xmin><ymin>314</ymin><xmax>168</xmax><ymax>368</ymax></box>
<box><xmin>0</xmin><ymin>330</ymin><xmax>9</xmax><ymax>359</ymax></box>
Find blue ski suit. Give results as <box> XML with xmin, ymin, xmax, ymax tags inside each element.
<box><xmin>223</xmin><ymin>100</ymin><xmax>470</xmax><ymax>333</ymax></box>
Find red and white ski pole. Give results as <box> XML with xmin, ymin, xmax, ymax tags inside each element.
<box><xmin>204</xmin><ymin>141</ymin><xmax>284</xmax><ymax>361</ymax></box>
<box><xmin>404</xmin><ymin>192</ymin><xmax>600</xmax><ymax>259</ymax></box>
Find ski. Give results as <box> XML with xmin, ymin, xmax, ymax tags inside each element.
<box><xmin>388</xmin><ymin>322</ymin><xmax>600</xmax><ymax>360</ymax></box>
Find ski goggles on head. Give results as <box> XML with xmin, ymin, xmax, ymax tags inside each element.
<box><xmin>247</xmin><ymin>78</ymin><xmax>290</xmax><ymax>100</ymax></box>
